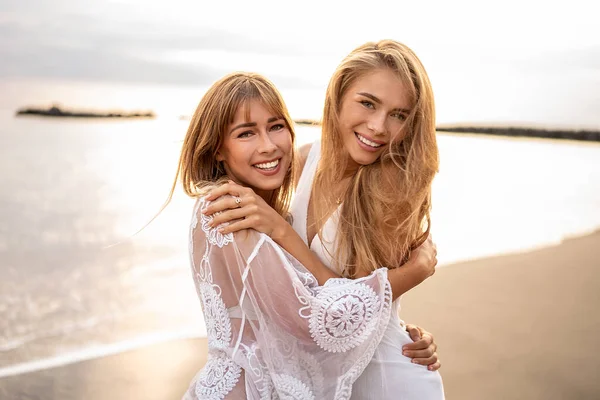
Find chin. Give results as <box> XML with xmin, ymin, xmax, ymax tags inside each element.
<box><xmin>251</xmin><ymin>177</ymin><xmax>286</xmax><ymax>192</ymax></box>
<box><xmin>349</xmin><ymin>153</ymin><xmax>379</xmax><ymax>166</ymax></box>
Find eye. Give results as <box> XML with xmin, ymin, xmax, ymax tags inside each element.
<box><xmin>360</xmin><ymin>100</ymin><xmax>375</xmax><ymax>109</ymax></box>
<box><xmin>237</xmin><ymin>130</ymin><xmax>254</xmax><ymax>138</ymax></box>
<box><xmin>270</xmin><ymin>123</ymin><xmax>285</xmax><ymax>131</ymax></box>
<box><xmin>391</xmin><ymin>112</ymin><xmax>407</xmax><ymax>121</ymax></box>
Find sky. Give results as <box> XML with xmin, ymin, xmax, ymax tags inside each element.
<box><xmin>1</xmin><ymin>0</ymin><xmax>599</xmax><ymax>127</ymax></box>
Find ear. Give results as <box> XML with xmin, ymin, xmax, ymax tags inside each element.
<box><xmin>215</xmin><ymin>151</ymin><xmax>224</xmax><ymax>162</ymax></box>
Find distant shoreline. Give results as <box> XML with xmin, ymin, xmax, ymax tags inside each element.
<box><xmin>436</xmin><ymin>126</ymin><xmax>600</xmax><ymax>142</ymax></box>
<box><xmin>295</xmin><ymin>121</ymin><xmax>600</xmax><ymax>142</ymax></box>
<box><xmin>15</xmin><ymin>106</ymin><xmax>155</xmax><ymax>119</ymax></box>
<box><xmin>14</xmin><ymin>108</ymin><xmax>600</xmax><ymax>142</ymax></box>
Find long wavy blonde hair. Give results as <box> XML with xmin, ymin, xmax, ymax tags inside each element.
<box><xmin>164</xmin><ymin>72</ymin><xmax>297</xmax><ymax>216</ymax></box>
<box><xmin>313</xmin><ymin>40</ymin><xmax>439</xmax><ymax>277</ymax></box>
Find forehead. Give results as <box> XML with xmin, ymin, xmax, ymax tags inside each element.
<box><xmin>231</xmin><ymin>98</ymin><xmax>279</xmax><ymax>123</ymax></box>
<box><xmin>347</xmin><ymin>68</ymin><xmax>412</xmax><ymax>108</ymax></box>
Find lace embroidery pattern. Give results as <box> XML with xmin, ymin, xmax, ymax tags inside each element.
<box><xmin>272</xmin><ymin>374</ymin><xmax>315</xmax><ymax>400</ymax></box>
<box><xmin>200</xmin><ymin>200</ymin><xmax>233</xmax><ymax>248</ymax></box>
<box><xmin>195</xmin><ymin>351</ymin><xmax>242</xmax><ymax>400</ymax></box>
<box><xmin>266</xmin><ymin>336</ymin><xmax>324</xmax><ymax>395</ymax></box>
<box><xmin>334</xmin><ymin>271</ymin><xmax>393</xmax><ymax>398</ymax></box>
<box><xmin>198</xmin><ymin>282</ymin><xmax>232</xmax><ymax>350</ymax></box>
<box><xmin>309</xmin><ymin>281</ymin><xmax>381</xmax><ymax>353</ymax></box>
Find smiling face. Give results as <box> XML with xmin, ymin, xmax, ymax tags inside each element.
<box><xmin>217</xmin><ymin>99</ymin><xmax>292</xmax><ymax>198</ymax></box>
<box><xmin>338</xmin><ymin>68</ymin><xmax>412</xmax><ymax>170</ymax></box>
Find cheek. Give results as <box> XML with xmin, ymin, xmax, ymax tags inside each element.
<box><xmin>276</xmin><ymin>131</ymin><xmax>293</xmax><ymax>154</ymax></box>
<box><xmin>341</xmin><ymin>104</ymin><xmax>365</xmax><ymax>131</ymax></box>
<box><xmin>390</xmin><ymin>125</ymin><xmax>408</xmax><ymax>143</ymax></box>
<box><xmin>221</xmin><ymin>144</ymin><xmax>246</xmax><ymax>167</ymax></box>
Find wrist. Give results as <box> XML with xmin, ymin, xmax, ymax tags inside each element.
<box><xmin>403</xmin><ymin>257</ymin><xmax>428</xmax><ymax>284</ymax></box>
<box><xmin>271</xmin><ymin>220</ymin><xmax>293</xmax><ymax>243</ymax></box>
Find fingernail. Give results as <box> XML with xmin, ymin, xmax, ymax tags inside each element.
<box><xmin>403</xmin><ymin>351</ymin><xmax>409</xmax><ymax>356</ymax></box>
<box><xmin>218</xmin><ymin>228</ymin><xmax>224</xmax><ymax>233</ymax></box>
<box><xmin>411</xmin><ymin>359</ymin><xmax>419</xmax><ymax>364</ymax></box>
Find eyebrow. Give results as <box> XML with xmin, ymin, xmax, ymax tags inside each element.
<box><xmin>357</xmin><ymin>92</ymin><xmax>411</xmax><ymax>114</ymax></box>
<box><xmin>229</xmin><ymin>117</ymin><xmax>281</xmax><ymax>134</ymax></box>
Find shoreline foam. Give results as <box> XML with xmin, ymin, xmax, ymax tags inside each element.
<box><xmin>0</xmin><ymin>329</ymin><xmax>203</xmax><ymax>379</ymax></box>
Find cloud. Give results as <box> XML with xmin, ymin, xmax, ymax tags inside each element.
<box><xmin>0</xmin><ymin>9</ymin><xmax>322</xmax><ymax>86</ymax></box>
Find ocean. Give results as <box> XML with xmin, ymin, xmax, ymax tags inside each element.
<box><xmin>1</xmin><ymin>81</ymin><xmax>599</xmax><ymax>379</ymax></box>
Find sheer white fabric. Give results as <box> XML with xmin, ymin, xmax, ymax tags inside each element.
<box><xmin>290</xmin><ymin>140</ymin><xmax>445</xmax><ymax>399</ymax></box>
<box><xmin>183</xmin><ymin>197</ymin><xmax>393</xmax><ymax>400</ymax></box>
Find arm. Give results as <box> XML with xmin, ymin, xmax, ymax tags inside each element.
<box><xmin>204</xmin><ymin>184</ymin><xmax>338</xmax><ymax>286</ymax></box>
<box><xmin>205</xmin><ymin>184</ymin><xmax>438</xmax><ymax>301</ymax></box>
<box><xmin>386</xmin><ymin>234</ymin><xmax>438</xmax><ymax>299</ymax></box>
<box><xmin>192</xmin><ymin>198</ymin><xmax>393</xmax><ymax>398</ymax></box>
<box><xmin>203</xmin><ymin>188</ymin><xmax>440</xmax><ymax>370</ymax></box>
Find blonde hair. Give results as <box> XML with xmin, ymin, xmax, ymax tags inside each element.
<box><xmin>165</xmin><ymin>72</ymin><xmax>297</xmax><ymax>216</ymax></box>
<box><xmin>314</xmin><ymin>40</ymin><xmax>439</xmax><ymax>277</ymax></box>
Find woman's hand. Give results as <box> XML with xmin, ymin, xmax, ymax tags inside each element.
<box><xmin>203</xmin><ymin>182</ymin><xmax>289</xmax><ymax>240</ymax></box>
<box><xmin>404</xmin><ymin>234</ymin><xmax>438</xmax><ymax>282</ymax></box>
<box><xmin>403</xmin><ymin>324</ymin><xmax>441</xmax><ymax>371</ymax></box>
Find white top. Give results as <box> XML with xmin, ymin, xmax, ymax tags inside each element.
<box><xmin>291</xmin><ymin>140</ymin><xmax>340</xmax><ymax>270</ymax></box>
<box><xmin>290</xmin><ymin>140</ymin><xmax>445</xmax><ymax>399</ymax></box>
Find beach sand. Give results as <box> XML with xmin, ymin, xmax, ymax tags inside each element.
<box><xmin>1</xmin><ymin>231</ymin><xmax>599</xmax><ymax>399</ymax></box>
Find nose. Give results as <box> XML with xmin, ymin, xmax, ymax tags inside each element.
<box><xmin>257</xmin><ymin>131</ymin><xmax>277</xmax><ymax>154</ymax></box>
<box><xmin>367</xmin><ymin>112</ymin><xmax>387</xmax><ymax>136</ymax></box>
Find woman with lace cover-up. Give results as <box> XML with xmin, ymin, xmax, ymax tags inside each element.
<box><xmin>167</xmin><ymin>72</ymin><xmax>440</xmax><ymax>399</ymax></box>
<box><xmin>202</xmin><ymin>40</ymin><xmax>446</xmax><ymax>399</ymax></box>
<box><xmin>186</xmin><ymin>197</ymin><xmax>392</xmax><ymax>399</ymax></box>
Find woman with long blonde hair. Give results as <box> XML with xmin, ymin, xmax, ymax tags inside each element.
<box><xmin>177</xmin><ymin>70</ymin><xmax>441</xmax><ymax>399</ymax></box>
<box><xmin>206</xmin><ymin>40</ymin><xmax>445</xmax><ymax>398</ymax></box>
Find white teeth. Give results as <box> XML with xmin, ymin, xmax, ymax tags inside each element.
<box><xmin>356</xmin><ymin>133</ymin><xmax>383</xmax><ymax>148</ymax></box>
<box><xmin>254</xmin><ymin>159</ymin><xmax>279</xmax><ymax>169</ymax></box>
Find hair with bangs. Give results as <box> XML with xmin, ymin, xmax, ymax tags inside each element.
<box><xmin>314</xmin><ymin>40</ymin><xmax>439</xmax><ymax>277</ymax></box>
<box><xmin>164</xmin><ymin>72</ymin><xmax>297</xmax><ymax>217</ymax></box>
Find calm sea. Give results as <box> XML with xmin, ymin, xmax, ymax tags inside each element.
<box><xmin>1</xmin><ymin>81</ymin><xmax>599</xmax><ymax>378</ymax></box>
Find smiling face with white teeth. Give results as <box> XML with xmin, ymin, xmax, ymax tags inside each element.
<box><xmin>338</xmin><ymin>68</ymin><xmax>412</xmax><ymax>170</ymax></box>
<box><xmin>217</xmin><ymin>99</ymin><xmax>292</xmax><ymax>198</ymax></box>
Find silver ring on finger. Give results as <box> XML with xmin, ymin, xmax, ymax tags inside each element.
<box><xmin>234</xmin><ymin>196</ymin><xmax>242</xmax><ymax>206</ymax></box>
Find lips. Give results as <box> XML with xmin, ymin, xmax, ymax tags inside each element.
<box><xmin>254</xmin><ymin>159</ymin><xmax>280</xmax><ymax>170</ymax></box>
<box><xmin>252</xmin><ymin>158</ymin><xmax>283</xmax><ymax>176</ymax></box>
<box><xmin>355</xmin><ymin>132</ymin><xmax>385</xmax><ymax>149</ymax></box>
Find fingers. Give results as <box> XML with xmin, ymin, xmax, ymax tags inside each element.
<box><xmin>403</xmin><ymin>347</ymin><xmax>435</xmax><ymax>360</ymax></box>
<box><xmin>208</xmin><ymin>208</ymin><xmax>249</xmax><ymax>228</ymax></box>
<box><xmin>405</xmin><ymin>325</ymin><xmax>421</xmax><ymax>342</ymax></box>
<box><xmin>403</xmin><ymin>336</ymin><xmax>435</xmax><ymax>352</ymax></box>
<box><xmin>218</xmin><ymin>218</ymin><xmax>255</xmax><ymax>234</ymax></box>
<box><xmin>203</xmin><ymin>192</ymin><xmax>256</xmax><ymax>216</ymax></box>
<box><xmin>205</xmin><ymin>181</ymin><xmax>252</xmax><ymax>201</ymax></box>
<box><xmin>427</xmin><ymin>361</ymin><xmax>441</xmax><ymax>371</ymax></box>
<box><xmin>203</xmin><ymin>197</ymin><xmax>240</xmax><ymax>216</ymax></box>
<box><xmin>205</xmin><ymin>182</ymin><xmax>241</xmax><ymax>201</ymax></box>
<box><xmin>412</xmin><ymin>354</ymin><xmax>440</xmax><ymax>369</ymax></box>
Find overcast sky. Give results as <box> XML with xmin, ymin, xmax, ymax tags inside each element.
<box><xmin>1</xmin><ymin>0</ymin><xmax>599</xmax><ymax>127</ymax></box>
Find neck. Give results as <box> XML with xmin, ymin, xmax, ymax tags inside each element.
<box><xmin>342</xmin><ymin>155</ymin><xmax>360</xmax><ymax>178</ymax></box>
<box><xmin>255</xmin><ymin>188</ymin><xmax>275</xmax><ymax>205</ymax></box>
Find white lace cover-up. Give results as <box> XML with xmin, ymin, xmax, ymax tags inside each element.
<box><xmin>289</xmin><ymin>140</ymin><xmax>445</xmax><ymax>399</ymax></box>
<box><xmin>183</xmin><ymin>197</ymin><xmax>393</xmax><ymax>399</ymax></box>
